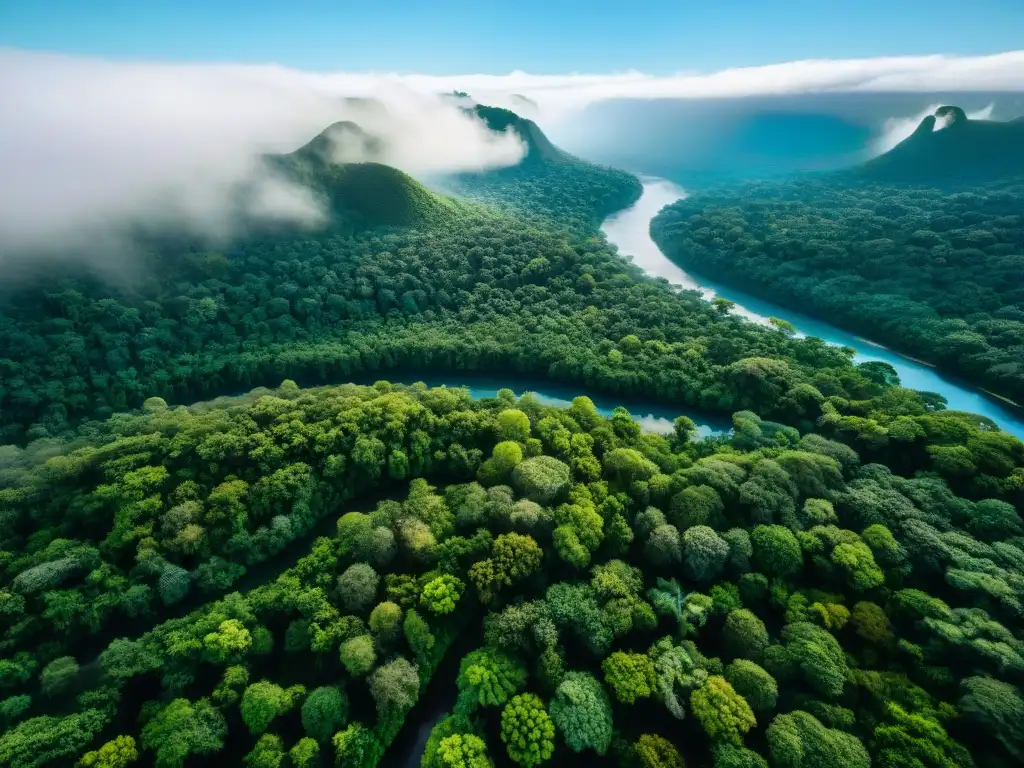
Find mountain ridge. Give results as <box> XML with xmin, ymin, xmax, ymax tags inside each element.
<box><xmin>470</xmin><ymin>104</ymin><xmax>566</xmax><ymax>164</ymax></box>
<box><xmin>554</xmin><ymin>92</ymin><xmax>1024</xmax><ymax>186</ymax></box>
<box><xmin>859</xmin><ymin>104</ymin><xmax>1024</xmax><ymax>183</ymax></box>
<box><xmin>440</xmin><ymin>103</ymin><xmax>642</xmax><ymax>227</ymax></box>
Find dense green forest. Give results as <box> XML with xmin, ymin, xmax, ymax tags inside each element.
<box><xmin>442</xmin><ymin>105</ymin><xmax>644</xmax><ymax>230</ymax></box>
<box><xmin>0</xmin><ymin>112</ymin><xmax>633</xmax><ymax>445</ymax></box>
<box><xmin>651</xmin><ymin>176</ymin><xmax>1024</xmax><ymax>403</ymax></box>
<box><xmin>3</xmin><ymin>111</ymin><xmax>842</xmax><ymax>447</ymax></box>
<box><xmin>3</xmin><ymin>104</ymin><xmax>1024</xmax><ymax>768</ymax></box>
<box><xmin>1</xmin><ymin>380</ymin><xmax>1024</xmax><ymax>767</ymax></box>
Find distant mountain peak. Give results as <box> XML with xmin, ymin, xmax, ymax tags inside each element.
<box><xmin>911</xmin><ymin>114</ymin><xmax>937</xmax><ymax>137</ymax></box>
<box><xmin>910</xmin><ymin>106</ymin><xmax>970</xmax><ymax>138</ymax></box>
<box><xmin>860</xmin><ymin>104</ymin><xmax>1024</xmax><ymax>184</ymax></box>
<box><xmin>470</xmin><ymin>104</ymin><xmax>564</xmax><ymax>164</ymax></box>
<box><xmin>261</xmin><ymin>123</ymin><xmax>448</xmax><ymax>229</ymax></box>
<box><xmin>935</xmin><ymin>105</ymin><xmax>968</xmax><ymax>125</ymax></box>
<box><xmin>292</xmin><ymin>121</ymin><xmax>386</xmax><ymax>165</ymax></box>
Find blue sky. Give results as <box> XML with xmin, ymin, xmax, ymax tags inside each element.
<box><xmin>1</xmin><ymin>0</ymin><xmax>1022</xmax><ymax>73</ymax></box>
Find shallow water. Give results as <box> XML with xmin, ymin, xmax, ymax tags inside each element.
<box><xmin>601</xmin><ymin>178</ymin><xmax>1024</xmax><ymax>439</ymax></box>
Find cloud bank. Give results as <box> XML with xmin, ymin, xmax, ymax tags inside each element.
<box><xmin>1</xmin><ymin>47</ymin><xmax>1022</xmax><ymax>274</ymax></box>
<box><xmin>0</xmin><ymin>49</ymin><xmax>525</xmax><ymax>270</ymax></box>
<box><xmin>409</xmin><ymin>50</ymin><xmax>1024</xmax><ymax>119</ymax></box>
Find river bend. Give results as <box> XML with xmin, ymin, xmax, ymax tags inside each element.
<box><xmin>601</xmin><ymin>178</ymin><xmax>1024</xmax><ymax>439</ymax></box>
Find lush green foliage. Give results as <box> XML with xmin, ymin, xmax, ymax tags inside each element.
<box><xmin>601</xmin><ymin>650</ymin><xmax>657</xmax><ymax>704</ymax></box>
<box><xmin>767</xmin><ymin>709</ymin><xmax>871</xmax><ymax>768</ymax></box>
<box><xmin>243</xmin><ymin>732</ymin><xmax>285</xmax><ymax>768</ymax></box>
<box><xmin>301</xmin><ymin>685</ymin><xmax>348</xmax><ymax>743</ymax></box>
<box><xmin>448</xmin><ymin>105</ymin><xmax>644</xmax><ymax>230</ymax></box>
<box><xmin>421</xmin><ymin>574</ymin><xmax>465</xmax><ymax>615</ymax></box>
<box><xmin>723</xmin><ymin>608</ymin><xmax>770</xmax><ymax>660</ymax></box>
<box><xmin>691</xmin><ymin>675</ymin><xmax>757</xmax><ymax>745</ymax></box>
<box><xmin>725</xmin><ymin>659</ymin><xmax>778</xmax><ymax>713</ymax></box>
<box><xmin>339</xmin><ymin>634</ymin><xmax>377</xmax><ymax>677</ymax></box>
<box><xmin>289</xmin><ymin>736</ymin><xmax>320</xmax><ymax>767</ymax></box>
<box><xmin>240</xmin><ymin>680</ymin><xmax>301</xmax><ymax>735</ymax></box>
<box><xmin>634</xmin><ymin>733</ymin><xmax>685</xmax><ymax>768</ymax></box>
<box><xmin>549</xmin><ymin>671</ymin><xmax>614</xmax><ymax>754</ymax></box>
<box><xmin>2</xmin><ymin>118</ymin><xmax>941</xmax><ymax>458</ymax></box>
<box><xmin>337</xmin><ymin>562</ymin><xmax>380</xmax><ymax>612</ymax></box>
<box><xmin>433</xmin><ymin>732</ymin><xmax>494</xmax><ymax>768</ymax></box>
<box><xmin>141</xmin><ymin>698</ymin><xmax>226</xmax><ymax>766</ymax></box>
<box><xmin>78</xmin><ymin>735</ymin><xmax>139</xmax><ymax>768</ymax></box>
<box><xmin>0</xmin><ymin>379</ymin><xmax>1022</xmax><ymax>767</ymax></box>
<box><xmin>456</xmin><ymin>647</ymin><xmax>526</xmax><ymax>712</ymax></box>
<box><xmin>500</xmin><ymin>693</ymin><xmax>555</xmax><ymax>767</ymax></box>
<box><xmin>332</xmin><ymin>722</ymin><xmax>383</xmax><ymax>767</ymax></box>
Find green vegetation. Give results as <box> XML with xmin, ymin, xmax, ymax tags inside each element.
<box><xmin>651</xmin><ymin>174</ymin><xmax>1024</xmax><ymax>402</ymax></box>
<box><xmin>445</xmin><ymin>104</ymin><xmax>643</xmax><ymax>229</ymax></box>
<box><xmin>1</xmin><ymin>105</ymin><xmax>1024</xmax><ymax>768</ymax></box>
<box><xmin>0</xmin><ymin>379</ymin><xmax>1021</xmax><ymax>766</ymax></box>
<box><xmin>268</xmin><ymin>125</ymin><xmax>454</xmax><ymax>228</ymax></box>
<box><xmin>4</xmin><ymin>127</ymin><xmax>811</xmax><ymax>447</ymax></box>
<box><xmin>501</xmin><ymin>693</ymin><xmax>555</xmax><ymax>766</ymax></box>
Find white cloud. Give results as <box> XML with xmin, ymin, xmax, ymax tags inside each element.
<box><xmin>0</xmin><ymin>49</ymin><xmax>525</xmax><ymax>268</ymax></box>
<box><xmin>1</xmin><ymin>47</ymin><xmax>1022</xmax><ymax>272</ymax></box>
<box><xmin>397</xmin><ymin>51</ymin><xmax>1024</xmax><ymax>120</ymax></box>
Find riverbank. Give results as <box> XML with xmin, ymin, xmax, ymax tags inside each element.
<box><xmin>601</xmin><ymin>178</ymin><xmax>1024</xmax><ymax>439</ymax></box>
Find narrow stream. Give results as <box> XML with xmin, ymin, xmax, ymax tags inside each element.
<box><xmin>601</xmin><ymin>177</ymin><xmax>1024</xmax><ymax>439</ymax></box>
<box><xmin>379</xmin><ymin>374</ymin><xmax>730</xmax><ymax>438</ymax></box>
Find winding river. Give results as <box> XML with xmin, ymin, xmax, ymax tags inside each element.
<box><xmin>601</xmin><ymin>178</ymin><xmax>1024</xmax><ymax>440</ymax></box>
<box><xmin>381</xmin><ymin>374</ymin><xmax>730</xmax><ymax>438</ymax></box>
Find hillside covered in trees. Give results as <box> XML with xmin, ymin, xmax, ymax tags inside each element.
<box><xmin>265</xmin><ymin>124</ymin><xmax>458</xmax><ymax>230</ymax></box>
<box><xmin>0</xmin><ymin>106</ymin><xmax>866</xmax><ymax>447</ymax></box>
<box><xmin>651</xmin><ymin>176</ymin><xmax>1024</xmax><ymax>404</ymax></box>
<box><xmin>440</xmin><ymin>105</ymin><xmax>643</xmax><ymax>230</ymax></box>
<box><xmin>0</xmin><ymin>380</ymin><xmax>1023</xmax><ymax>767</ymax></box>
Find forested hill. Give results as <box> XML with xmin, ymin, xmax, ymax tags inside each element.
<box><xmin>651</xmin><ymin>177</ymin><xmax>1024</xmax><ymax>404</ymax></box>
<box><xmin>859</xmin><ymin>106</ymin><xmax>1024</xmax><ymax>184</ymax></box>
<box><xmin>264</xmin><ymin>125</ymin><xmax>457</xmax><ymax>229</ymax></box>
<box><xmin>471</xmin><ymin>105</ymin><xmax>566</xmax><ymax>165</ymax></box>
<box><xmin>443</xmin><ymin>104</ymin><xmax>643</xmax><ymax>228</ymax></box>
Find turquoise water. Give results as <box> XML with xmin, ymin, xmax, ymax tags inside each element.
<box><xmin>378</xmin><ymin>374</ymin><xmax>731</xmax><ymax>438</ymax></box>
<box><xmin>601</xmin><ymin>178</ymin><xmax>1024</xmax><ymax>440</ymax></box>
